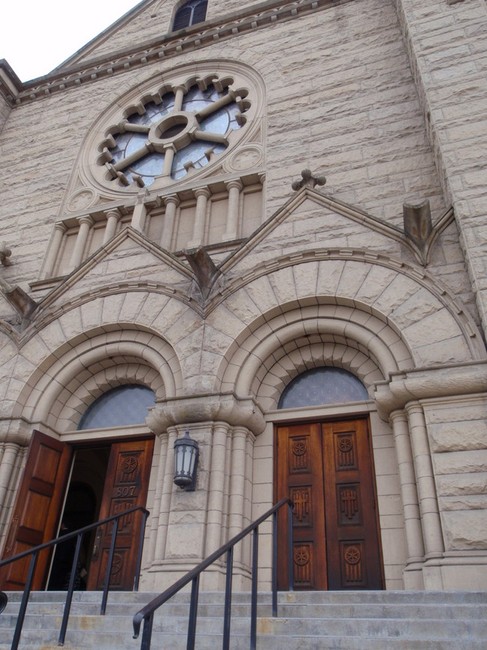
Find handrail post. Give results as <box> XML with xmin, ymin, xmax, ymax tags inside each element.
<box><xmin>11</xmin><ymin>550</ymin><xmax>38</xmax><ymax>650</ymax></box>
<box><xmin>287</xmin><ymin>501</ymin><xmax>294</xmax><ymax>591</ymax></box>
<box><xmin>140</xmin><ymin>613</ymin><xmax>154</xmax><ymax>650</ymax></box>
<box><xmin>272</xmin><ymin>510</ymin><xmax>278</xmax><ymax>617</ymax></box>
<box><xmin>132</xmin><ymin>498</ymin><xmax>292</xmax><ymax>650</ymax></box>
<box><xmin>187</xmin><ymin>573</ymin><xmax>200</xmax><ymax>650</ymax></box>
<box><xmin>134</xmin><ymin>509</ymin><xmax>149</xmax><ymax>591</ymax></box>
<box><xmin>58</xmin><ymin>532</ymin><xmax>84</xmax><ymax>645</ymax></box>
<box><xmin>250</xmin><ymin>527</ymin><xmax>259</xmax><ymax>650</ymax></box>
<box><xmin>100</xmin><ymin>518</ymin><xmax>119</xmax><ymax>615</ymax></box>
<box><xmin>222</xmin><ymin>546</ymin><xmax>233</xmax><ymax>650</ymax></box>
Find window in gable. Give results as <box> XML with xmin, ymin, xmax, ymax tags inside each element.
<box><xmin>173</xmin><ymin>0</ymin><xmax>208</xmax><ymax>31</ymax></box>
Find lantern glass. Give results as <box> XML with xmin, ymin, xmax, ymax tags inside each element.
<box><xmin>174</xmin><ymin>431</ymin><xmax>199</xmax><ymax>490</ymax></box>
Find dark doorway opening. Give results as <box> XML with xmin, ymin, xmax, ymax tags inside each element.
<box><xmin>47</xmin><ymin>447</ymin><xmax>110</xmax><ymax>590</ymax></box>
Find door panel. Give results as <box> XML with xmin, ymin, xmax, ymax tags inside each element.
<box><xmin>323</xmin><ymin>419</ymin><xmax>383</xmax><ymax>589</ymax></box>
<box><xmin>276</xmin><ymin>423</ymin><xmax>327</xmax><ymax>589</ymax></box>
<box><xmin>0</xmin><ymin>431</ymin><xmax>72</xmax><ymax>590</ymax></box>
<box><xmin>87</xmin><ymin>437</ymin><xmax>154</xmax><ymax>590</ymax></box>
<box><xmin>276</xmin><ymin>418</ymin><xmax>383</xmax><ymax>590</ymax></box>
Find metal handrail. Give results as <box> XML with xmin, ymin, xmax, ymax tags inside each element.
<box><xmin>0</xmin><ymin>505</ymin><xmax>149</xmax><ymax>649</ymax></box>
<box><xmin>133</xmin><ymin>497</ymin><xmax>293</xmax><ymax>650</ymax></box>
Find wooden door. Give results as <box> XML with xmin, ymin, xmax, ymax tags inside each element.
<box><xmin>0</xmin><ymin>431</ymin><xmax>72</xmax><ymax>590</ymax></box>
<box><xmin>87</xmin><ymin>437</ymin><xmax>154</xmax><ymax>590</ymax></box>
<box><xmin>275</xmin><ymin>418</ymin><xmax>383</xmax><ymax>590</ymax></box>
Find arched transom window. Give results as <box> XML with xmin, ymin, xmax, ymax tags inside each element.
<box><xmin>278</xmin><ymin>367</ymin><xmax>369</xmax><ymax>409</ymax></box>
<box><xmin>78</xmin><ymin>385</ymin><xmax>155</xmax><ymax>429</ymax></box>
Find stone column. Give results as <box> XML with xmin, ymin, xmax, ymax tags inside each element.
<box><xmin>228</xmin><ymin>426</ymin><xmax>248</xmax><ymax>565</ymax></box>
<box><xmin>103</xmin><ymin>208</ymin><xmax>121</xmax><ymax>244</ymax></box>
<box><xmin>204</xmin><ymin>423</ymin><xmax>230</xmax><ymax>556</ymax></box>
<box><xmin>390</xmin><ymin>410</ymin><xmax>425</xmax><ymax>562</ymax></box>
<box><xmin>69</xmin><ymin>215</ymin><xmax>93</xmax><ymax>270</ymax></box>
<box><xmin>42</xmin><ymin>222</ymin><xmax>66</xmax><ymax>278</ymax></box>
<box><xmin>153</xmin><ymin>428</ymin><xmax>177</xmax><ymax>564</ymax></box>
<box><xmin>222</xmin><ymin>179</ymin><xmax>243</xmax><ymax>241</ymax></box>
<box><xmin>188</xmin><ymin>188</ymin><xmax>211</xmax><ymax>248</ymax></box>
<box><xmin>406</xmin><ymin>402</ymin><xmax>444</xmax><ymax>558</ymax></box>
<box><xmin>0</xmin><ymin>443</ymin><xmax>20</xmax><ymax>515</ymax></box>
<box><xmin>160</xmin><ymin>196</ymin><xmax>179</xmax><ymax>250</ymax></box>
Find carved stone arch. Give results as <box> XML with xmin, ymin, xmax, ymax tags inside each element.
<box><xmin>14</xmin><ymin>326</ymin><xmax>182</xmax><ymax>433</ymax></box>
<box><xmin>255</xmin><ymin>342</ymin><xmax>383</xmax><ymax>412</ymax></box>
<box><xmin>218</xmin><ymin>298</ymin><xmax>412</xmax><ymax>403</ymax></box>
<box><xmin>213</xmin><ymin>254</ymin><xmax>486</xmax><ymax>392</ymax></box>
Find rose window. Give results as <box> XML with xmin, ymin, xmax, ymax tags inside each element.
<box><xmin>97</xmin><ymin>80</ymin><xmax>250</xmax><ymax>188</ymax></box>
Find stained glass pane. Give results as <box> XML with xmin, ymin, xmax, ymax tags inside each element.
<box><xmin>78</xmin><ymin>385</ymin><xmax>155</xmax><ymax>429</ymax></box>
<box><xmin>278</xmin><ymin>367</ymin><xmax>369</xmax><ymax>409</ymax></box>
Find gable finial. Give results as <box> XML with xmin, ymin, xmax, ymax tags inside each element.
<box><xmin>292</xmin><ymin>169</ymin><xmax>326</xmax><ymax>191</ymax></box>
<box><xmin>0</xmin><ymin>243</ymin><xmax>12</xmax><ymax>267</ymax></box>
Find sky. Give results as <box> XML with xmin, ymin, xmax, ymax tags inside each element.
<box><xmin>1</xmin><ymin>1</ymin><xmax>143</xmax><ymax>82</ymax></box>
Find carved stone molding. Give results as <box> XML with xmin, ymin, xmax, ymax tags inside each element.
<box><xmin>145</xmin><ymin>392</ymin><xmax>266</xmax><ymax>435</ymax></box>
<box><xmin>374</xmin><ymin>361</ymin><xmax>487</xmax><ymax>417</ymax></box>
<box><xmin>1</xmin><ymin>0</ymin><xmax>351</xmax><ymax>106</ymax></box>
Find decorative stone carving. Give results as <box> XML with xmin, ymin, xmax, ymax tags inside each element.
<box><xmin>292</xmin><ymin>169</ymin><xmax>326</xmax><ymax>191</ymax></box>
<box><xmin>145</xmin><ymin>393</ymin><xmax>266</xmax><ymax>436</ymax></box>
<box><xmin>0</xmin><ymin>243</ymin><xmax>11</xmax><ymax>267</ymax></box>
<box><xmin>184</xmin><ymin>246</ymin><xmax>221</xmax><ymax>300</ymax></box>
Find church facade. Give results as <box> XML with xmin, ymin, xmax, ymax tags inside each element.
<box><xmin>0</xmin><ymin>0</ymin><xmax>486</xmax><ymax>594</ymax></box>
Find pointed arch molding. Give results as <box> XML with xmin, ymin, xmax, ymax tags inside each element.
<box><xmin>13</xmin><ymin>326</ymin><xmax>182</xmax><ymax>433</ymax></box>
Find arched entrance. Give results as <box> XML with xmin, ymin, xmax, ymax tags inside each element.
<box><xmin>274</xmin><ymin>369</ymin><xmax>383</xmax><ymax>590</ymax></box>
<box><xmin>1</xmin><ymin>386</ymin><xmax>155</xmax><ymax>591</ymax></box>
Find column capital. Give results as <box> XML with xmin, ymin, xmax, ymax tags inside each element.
<box><xmin>194</xmin><ymin>187</ymin><xmax>211</xmax><ymax>200</ymax></box>
<box><xmin>104</xmin><ymin>207</ymin><xmax>122</xmax><ymax>220</ymax></box>
<box><xmin>164</xmin><ymin>194</ymin><xmax>180</xmax><ymax>208</ymax></box>
<box><xmin>146</xmin><ymin>393</ymin><xmax>266</xmax><ymax>436</ymax></box>
<box><xmin>226</xmin><ymin>179</ymin><xmax>243</xmax><ymax>192</ymax></box>
<box><xmin>77</xmin><ymin>215</ymin><xmax>94</xmax><ymax>227</ymax></box>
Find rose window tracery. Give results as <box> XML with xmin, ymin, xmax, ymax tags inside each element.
<box><xmin>97</xmin><ymin>77</ymin><xmax>250</xmax><ymax>189</ymax></box>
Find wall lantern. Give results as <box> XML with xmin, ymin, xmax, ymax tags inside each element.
<box><xmin>173</xmin><ymin>430</ymin><xmax>199</xmax><ymax>491</ymax></box>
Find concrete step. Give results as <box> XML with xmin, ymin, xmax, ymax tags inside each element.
<box><xmin>0</xmin><ymin>590</ymin><xmax>485</xmax><ymax>649</ymax></box>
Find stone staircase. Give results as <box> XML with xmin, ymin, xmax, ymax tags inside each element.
<box><xmin>0</xmin><ymin>590</ymin><xmax>486</xmax><ymax>649</ymax></box>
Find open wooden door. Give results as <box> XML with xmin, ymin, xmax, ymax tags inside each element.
<box><xmin>276</xmin><ymin>418</ymin><xmax>383</xmax><ymax>590</ymax></box>
<box><xmin>87</xmin><ymin>437</ymin><xmax>154</xmax><ymax>591</ymax></box>
<box><xmin>0</xmin><ymin>431</ymin><xmax>72</xmax><ymax>590</ymax></box>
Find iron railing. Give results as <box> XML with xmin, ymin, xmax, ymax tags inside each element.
<box><xmin>133</xmin><ymin>497</ymin><xmax>294</xmax><ymax>650</ymax></box>
<box><xmin>0</xmin><ymin>505</ymin><xmax>149</xmax><ymax>649</ymax></box>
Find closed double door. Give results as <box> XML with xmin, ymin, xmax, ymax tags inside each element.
<box><xmin>275</xmin><ymin>418</ymin><xmax>383</xmax><ymax>590</ymax></box>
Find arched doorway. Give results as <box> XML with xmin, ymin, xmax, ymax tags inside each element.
<box><xmin>274</xmin><ymin>368</ymin><xmax>384</xmax><ymax>590</ymax></box>
<box><xmin>1</xmin><ymin>386</ymin><xmax>155</xmax><ymax>591</ymax></box>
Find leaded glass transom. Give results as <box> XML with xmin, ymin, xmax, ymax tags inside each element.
<box><xmin>97</xmin><ymin>78</ymin><xmax>250</xmax><ymax>188</ymax></box>
<box><xmin>278</xmin><ymin>368</ymin><xmax>369</xmax><ymax>409</ymax></box>
<box><xmin>78</xmin><ymin>385</ymin><xmax>155</xmax><ymax>429</ymax></box>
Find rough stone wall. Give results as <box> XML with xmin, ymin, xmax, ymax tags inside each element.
<box><xmin>425</xmin><ymin>396</ymin><xmax>487</xmax><ymax>555</ymax></box>
<box><xmin>0</xmin><ymin>0</ymin><xmax>477</xmax><ymax>324</ymax></box>
<box><xmin>395</xmin><ymin>0</ymin><xmax>487</xmax><ymax>335</ymax></box>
